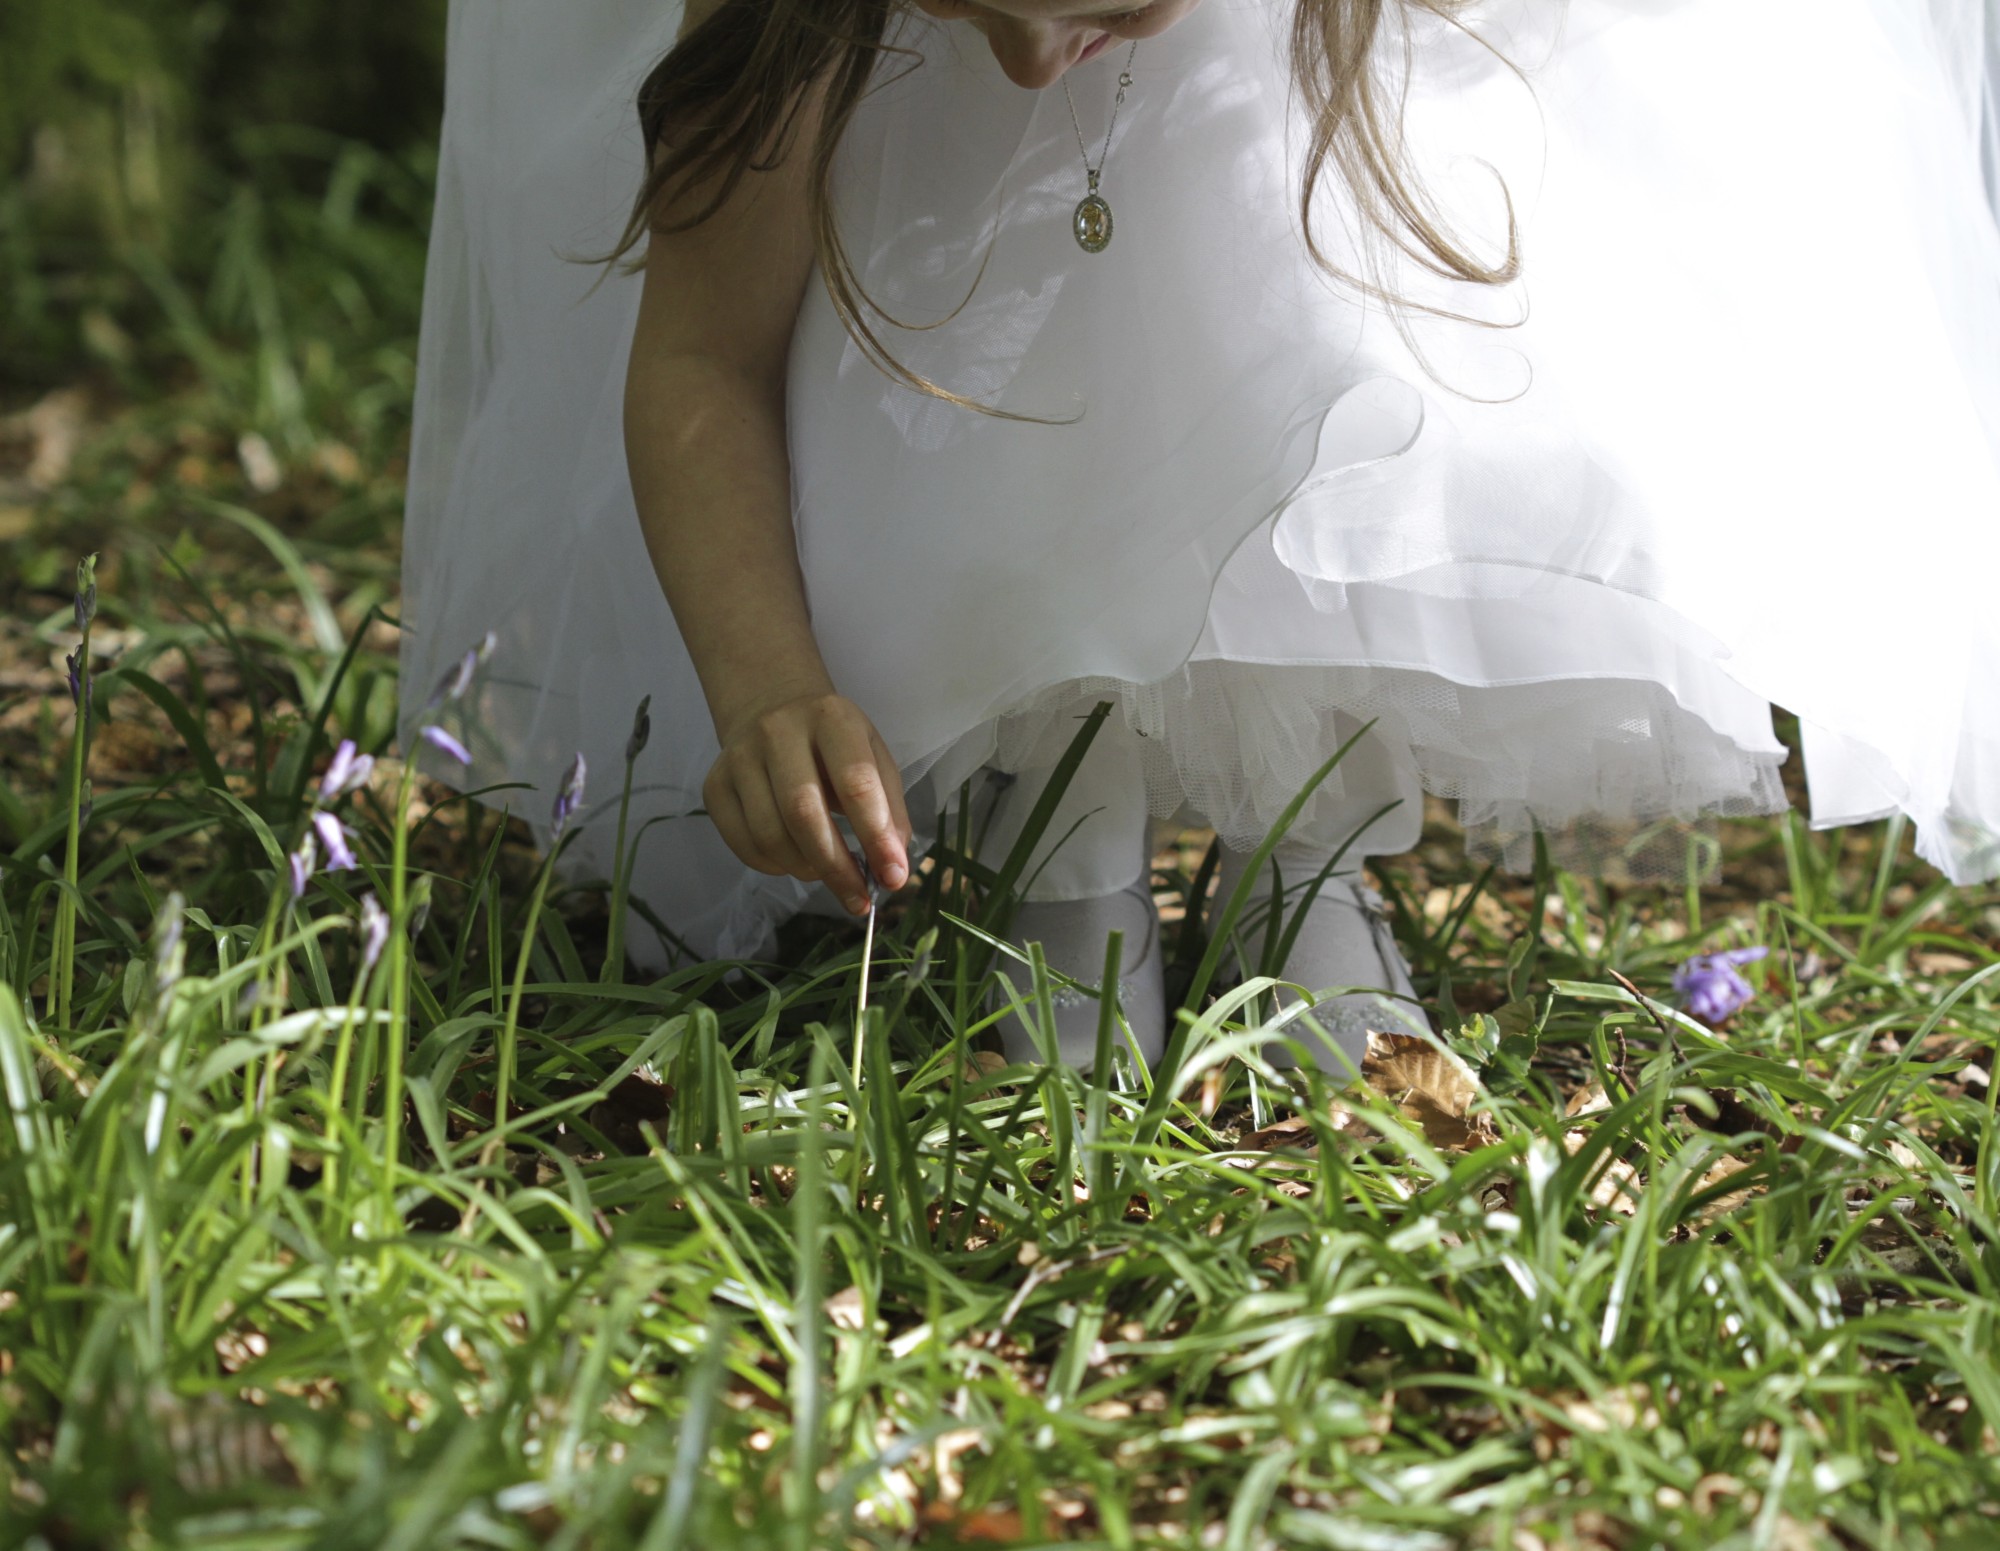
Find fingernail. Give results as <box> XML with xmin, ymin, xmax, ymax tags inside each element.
<box><xmin>848</xmin><ymin>895</ymin><xmax>870</xmax><ymax>916</ymax></box>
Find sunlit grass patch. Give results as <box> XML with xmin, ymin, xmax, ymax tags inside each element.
<box><xmin>3</xmin><ymin>535</ymin><xmax>1998</xmax><ymax>1550</ymax></box>
<box><xmin>3</xmin><ymin>118</ymin><xmax>1999</xmax><ymax>1547</ymax></box>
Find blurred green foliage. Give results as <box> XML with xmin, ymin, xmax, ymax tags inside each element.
<box><xmin>1</xmin><ymin>0</ymin><xmax>446</xmax><ymax>391</ymax></box>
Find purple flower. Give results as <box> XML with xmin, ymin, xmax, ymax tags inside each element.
<box><xmin>434</xmin><ymin>651</ymin><xmax>477</xmax><ymax>707</ymax></box>
<box><xmin>359</xmin><ymin>893</ymin><xmax>390</xmax><ymax>971</ymax></box>
<box><xmin>64</xmin><ymin>649</ymin><xmax>82</xmax><ymax>705</ymax></box>
<box><xmin>625</xmin><ymin>695</ymin><xmax>652</xmax><ymax>764</ymax></box>
<box><xmin>1672</xmin><ymin>946</ymin><xmax>1770</xmax><ymax>1026</ymax></box>
<box><xmin>420</xmin><ymin>724</ymin><xmax>472</xmax><ymax>766</ymax></box>
<box><xmin>311</xmin><ymin>810</ymin><xmax>359</xmax><ymax>872</ymax></box>
<box><xmin>288</xmin><ymin>833</ymin><xmax>318</xmax><ymax>901</ymax></box>
<box><xmin>426</xmin><ymin>630</ymin><xmax>499</xmax><ymax>709</ymax></box>
<box><xmin>551</xmin><ymin>753</ymin><xmax>587</xmax><ymax>839</ymax></box>
<box><xmin>317</xmin><ymin>739</ymin><xmax>376</xmax><ymax>802</ymax></box>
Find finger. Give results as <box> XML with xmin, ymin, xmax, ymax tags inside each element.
<box><xmin>770</xmin><ymin>746</ymin><xmax>869</xmax><ymax>910</ymax></box>
<box><xmin>735</xmin><ymin>769</ymin><xmax>813</xmax><ymax>880</ymax></box>
<box><xmin>871</xmin><ymin>729</ymin><xmax>916</xmax><ymax>854</ymax></box>
<box><xmin>703</xmin><ymin>777</ymin><xmax>779</xmax><ymax>877</ymax></box>
<box><xmin>820</xmin><ymin>719</ymin><xmax>908</xmax><ymax>890</ymax></box>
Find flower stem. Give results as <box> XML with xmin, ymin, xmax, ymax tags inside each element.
<box><xmin>321</xmin><ymin>955</ymin><xmax>372</xmax><ymax>1210</ymax></box>
<box><xmin>377</xmin><ymin>757</ymin><xmax>417</xmax><ymax>1235</ymax></box>
<box><xmin>492</xmin><ymin>850</ymin><xmax>559</xmax><ymax>1164</ymax></box>
<box><xmin>51</xmin><ymin>607</ymin><xmax>93</xmax><ymax>1031</ymax></box>
<box><xmin>602</xmin><ymin>756</ymin><xmax>637</xmax><ymax>984</ymax></box>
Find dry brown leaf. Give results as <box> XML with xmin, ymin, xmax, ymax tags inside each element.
<box><xmin>19</xmin><ymin>387</ymin><xmax>87</xmax><ymax>488</ymax></box>
<box><xmin>823</xmin><ymin>1285</ymin><xmax>866</xmax><ymax>1333</ymax></box>
<box><xmin>963</xmin><ymin>1050</ymin><xmax>1009</xmax><ymax>1083</ymax></box>
<box><xmin>1692</xmin><ymin>1155</ymin><xmax>1756</xmax><ymax>1226</ymax></box>
<box><xmin>1362</xmin><ymin>1031</ymin><xmax>1498</xmax><ymax>1150</ymax></box>
<box><xmin>1240</xmin><ymin>1114</ymin><xmax>1317</xmax><ymax>1152</ymax></box>
<box><xmin>930</xmin><ymin>1427</ymin><xmax>985</xmax><ymax>1507</ymax></box>
<box><xmin>1585</xmin><ymin>1156</ymin><xmax>1645</xmax><ymax>1216</ymax></box>
<box><xmin>1688</xmin><ymin>1471</ymin><xmax>1736</xmax><ymax>1511</ymax></box>
<box><xmin>1560</xmin><ymin>1384</ymin><xmax>1659</xmax><ymax>1434</ymax></box>
<box><xmin>1420</xmin><ymin>883</ymin><xmax>1513</xmax><ymax>936</ymax></box>
<box><xmin>921</xmin><ymin>1502</ymin><xmax>1026</xmax><ymax>1542</ymax></box>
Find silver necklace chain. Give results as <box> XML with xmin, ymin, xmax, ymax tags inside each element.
<box><xmin>1061</xmin><ymin>41</ymin><xmax>1140</xmax><ymax>194</ymax></box>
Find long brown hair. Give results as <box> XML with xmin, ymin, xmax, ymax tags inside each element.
<box><xmin>608</xmin><ymin>0</ymin><xmax>1519</xmax><ymax>403</ymax></box>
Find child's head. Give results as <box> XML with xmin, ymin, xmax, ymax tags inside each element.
<box><xmin>908</xmin><ymin>0</ymin><xmax>1207</xmax><ymax>90</ymax></box>
<box><xmin>612</xmin><ymin>0</ymin><xmax>1514</xmax><ymax>396</ymax></box>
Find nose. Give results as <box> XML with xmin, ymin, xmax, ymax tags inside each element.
<box><xmin>986</xmin><ymin>24</ymin><xmax>1095</xmax><ymax>90</ymax></box>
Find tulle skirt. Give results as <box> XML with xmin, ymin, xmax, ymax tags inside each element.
<box><xmin>402</xmin><ymin>0</ymin><xmax>2000</xmax><ymax>964</ymax></box>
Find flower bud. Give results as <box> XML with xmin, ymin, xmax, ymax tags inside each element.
<box><xmin>359</xmin><ymin>893</ymin><xmax>391</xmax><ymax>971</ymax></box>
<box><xmin>551</xmin><ymin>752</ymin><xmax>588</xmax><ymax>839</ymax></box>
<box><xmin>626</xmin><ymin>695</ymin><xmax>652</xmax><ymax>764</ymax></box>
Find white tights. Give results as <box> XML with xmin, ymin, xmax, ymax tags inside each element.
<box><xmin>973</xmin><ymin>712</ymin><xmax>1429</xmax><ymax>1071</ymax></box>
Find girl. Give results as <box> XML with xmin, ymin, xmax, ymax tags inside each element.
<box><xmin>401</xmin><ymin>0</ymin><xmax>2000</xmax><ymax>1068</ymax></box>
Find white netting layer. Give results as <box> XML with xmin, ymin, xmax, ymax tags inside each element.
<box><xmin>926</xmin><ymin>657</ymin><xmax>1790</xmax><ymax>896</ymax></box>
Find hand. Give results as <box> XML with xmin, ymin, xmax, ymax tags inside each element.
<box><xmin>703</xmin><ymin>690</ymin><xmax>914</xmax><ymax>915</ymax></box>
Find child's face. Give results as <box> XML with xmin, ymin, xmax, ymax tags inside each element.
<box><xmin>909</xmin><ymin>0</ymin><xmax>1206</xmax><ymax>89</ymax></box>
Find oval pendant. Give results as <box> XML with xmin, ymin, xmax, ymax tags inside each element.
<box><xmin>1073</xmin><ymin>193</ymin><xmax>1113</xmax><ymax>253</ymax></box>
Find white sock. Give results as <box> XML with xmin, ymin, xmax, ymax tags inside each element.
<box><xmin>1213</xmin><ymin>840</ymin><xmax>1430</xmax><ymax>1075</ymax></box>
<box><xmin>990</xmin><ymin>869</ymin><xmax>1167</xmax><ymax>1070</ymax></box>
<box><xmin>971</xmin><ymin>729</ymin><xmax>1166</xmax><ymax>1070</ymax></box>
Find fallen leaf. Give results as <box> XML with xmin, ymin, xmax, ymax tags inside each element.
<box><xmin>1560</xmin><ymin>1384</ymin><xmax>1658</xmax><ymax>1433</ymax></box>
<box><xmin>1585</xmin><ymin>1156</ymin><xmax>1645</xmax><ymax>1216</ymax></box>
<box><xmin>824</xmin><ymin>1285</ymin><xmax>866</xmax><ymax>1333</ymax></box>
<box><xmin>1691</xmin><ymin>1155</ymin><xmax>1756</xmax><ymax>1226</ymax></box>
<box><xmin>922</xmin><ymin>1502</ymin><xmax>1025</xmax><ymax>1542</ymax></box>
<box><xmin>1240</xmin><ymin>1114</ymin><xmax>1316</xmax><ymax>1152</ymax></box>
<box><xmin>963</xmin><ymin>1049</ymin><xmax>1008</xmax><ymax>1083</ymax></box>
<box><xmin>930</xmin><ymin>1427</ymin><xmax>985</xmax><ymax>1507</ymax></box>
<box><xmin>237</xmin><ymin>431</ymin><xmax>283</xmax><ymax>493</ymax></box>
<box><xmin>1362</xmin><ymin>1031</ymin><xmax>1498</xmax><ymax>1150</ymax></box>
<box><xmin>1690</xmin><ymin>1473</ymin><xmax>1741</xmax><ymax>1516</ymax></box>
<box><xmin>19</xmin><ymin>388</ymin><xmax>87</xmax><ymax>488</ymax></box>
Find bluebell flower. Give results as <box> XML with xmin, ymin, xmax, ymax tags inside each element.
<box><xmin>64</xmin><ymin>649</ymin><xmax>82</xmax><ymax>705</ymax></box>
<box><xmin>426</xmin><ymin>630</ymin><xmax>499</xmax><ymax>709</ymax></box>
<box><xmin>420</xmin><ymin>725</ymin><xmax>472</xmax><ymax>766</ymax></box>
<box><xmin>359</xmin><ymin>893</ymin><xmax>390</xmax><ymax>971</ymax></box>
<box><xmin>551</xmin><ymin>753</ymin><xmax>587</xmax><ymax>839</ymax></box>
<box><xmin>311</xmin><ymin>810</ymin><xmax>359</xmax><ymax>872</ymax></box>
<box><xmin>288</xmin><ymin>833</ymin><xmax>318</xmax><ymax>901</ymax></box>
<box><xmin>1672</xmin><ymin>946</ymin><xmax>1769</xmax><ymax>1026</ymax></box>
<box><xmin>431</xmin><ymin>652</ymin><xmax>477</xmax><ymax>708</ymax></box>
<box><xmin>318</xmin><ymin>739</ymin><xmax>375</xmax><ymax>802</ymax></box>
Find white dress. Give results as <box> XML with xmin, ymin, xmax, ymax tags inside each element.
<box><xmin>401</xmin><ymin>0</ymin><xmax>2000</xmax><ymax>966</ymax></box>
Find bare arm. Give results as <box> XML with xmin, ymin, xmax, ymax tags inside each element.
<box><xmin>625</xmin><ymin>5</ymin><xmax>910</xmax><ymax>913</ymax></box>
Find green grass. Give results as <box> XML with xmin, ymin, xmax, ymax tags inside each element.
<box><xmin>5</xmin><ymin>531</ymin><xmax>1999</xmax><ymax>1550</ymax></box>
<box><xmin>4</xmin><ymin>127</ymin><xmax>2000</xmax><ymax>1551</ymax></box>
